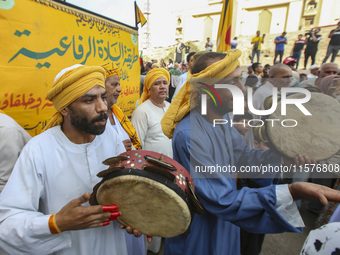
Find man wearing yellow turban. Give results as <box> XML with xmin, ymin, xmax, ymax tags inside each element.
<box><xmin>162</xmin><ymin>51</ymin><xmax>340</xmax><ymax>255</ymax></box>
<box><xmin>132</xmin><ymin>68</ymin><xmax>172</xmax><ymax>158</ymax></box>
<box><xmin>43</xmin><ymin>64</ymin><xmax>107</xmax><ymax>135</ymax></box>
<box><xmin>102</xmin><ymin>62</ymin><xmax>141</xmax><ymax>151</ymax></box>
<box><xmin>0</xmin><ymin>64</ymin><xmax>142</xmax><ymax>255</ymax></box>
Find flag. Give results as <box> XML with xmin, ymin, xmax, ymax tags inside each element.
<box><xmin>140</xmin><ymin>50</ymin><xmax>144</xmax><ymax>66</ymax></box>
<box><xmin>216</xmin><ymin>0</ymin><xmax>233</xmax><ymax>52</ymax></box>
<box><xmin>135</xmin><ymin>2</ymin><xmax>147</xmax><ymax>27</ymax></box>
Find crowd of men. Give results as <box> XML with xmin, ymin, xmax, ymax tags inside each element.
<box><xmin>249</xmin><ymin>19</ymin><xmax>340</xmax><ymax>70</ymax></box>
<box><xmin>0</xmin><ymin>22</ymin><xmax>340</xmax><ymax>255</ymax></box>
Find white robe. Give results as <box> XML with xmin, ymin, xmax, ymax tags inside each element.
<box><xmin>0</xmin><ymin>124</ymin><xmax>128</xmax><ymax>255</ymax></box>
<box><xmin>109</xmin><ymin>113</ymin><xmax>145</xmax><ymax>254</ymax></box>
<box><xmin>0</xmin><ymin>113</ymin><xmax>31</xmax><ymax>192</ymax></box>
<box><xmin>111</xmin><ymin>113</ymin><xmax>130</xmax><ymax>142</ymax></box>
<box><xmin>131</xmin><ymin>100</ymin><xmax>173</xmax><ymax>158</ymax></box>
<box><xmin>252</xmin><ymin>81</ymin><xmax>275</xmax><ymax>114</ymax></box>
<box><xmin>172</xmin><ymin>72</ymin><xmax>188</xmax><ymax>101</ymax></box>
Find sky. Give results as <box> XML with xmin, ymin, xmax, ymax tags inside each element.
<box><xmin>66</xmin><ymin>0</ymin><xmax>208</xmax><ymax>47</ymax></box>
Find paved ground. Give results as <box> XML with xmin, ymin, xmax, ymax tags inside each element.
<box><xmin>261</xmin><ymin>200</ymin><xmax>318</xmax><ymax>255</ymax></box>
<box><xmin>148</xmin><ymin>201</ymin><xmax>319</xmax><ymax>255</ymax></box>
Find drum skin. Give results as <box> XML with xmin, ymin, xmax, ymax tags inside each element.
<box><xmin>267</xmin><ymin>92</ymin><xmax>340</xmax><ymax>160</ymax></box>
<box><xmin>90</xmin><ymin>150</ymin><xmax>203</xmax><ymax>237</ymax></box>
<box><xmin>96</xmin><ymin>171</ymin><xmax>191</xmax><ymax>237</ymax></box>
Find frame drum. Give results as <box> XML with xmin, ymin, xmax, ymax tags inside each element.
<box><xmin>90</xmin><ymin>150</ymin><xmax>203</xmax><ymax>237</ymax></box>
<box><xmin>266</xmin><ymin>92</ymin><xmax>340</xmax><ymax>160</ymax></box>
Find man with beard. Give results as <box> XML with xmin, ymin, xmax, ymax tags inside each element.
<box><xmin>161</xmin><ymin>51</ymin><xmax>340</xmax><ymax>255</ymax></box>
<box><xmin>102</xmin><ymin>62</ymin><xmax>141</xmax><ymax>151</ymax></box>
<box><xmin>0</xmin><ymin>64</ymin><xmax>143</xmax><ymax>255</ymax></box>
<box><xmin>132</xmin><ymin>68</ymin><xmax>172</xmax><ymax>158</ymax></box>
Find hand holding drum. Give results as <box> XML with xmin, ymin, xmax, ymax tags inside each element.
<box><xmin>90</xmin><ymin>150</ymin><xmax>204</xmax><ymax>238</ymax></box>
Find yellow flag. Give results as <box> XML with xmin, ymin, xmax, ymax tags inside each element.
<box><xmin>135</xmin><ymin>2</ymin><xmax>147</xmax><ymax>27</ymax></box>
<box><xmin>216</xmin><ymin>0</ymin><xmax>233</xmax><ymax>52</ymax></box>
<box><xmin>0</xmin><ymin>0</ymin><xmax>140</xmax><ymax>136</ymax></box>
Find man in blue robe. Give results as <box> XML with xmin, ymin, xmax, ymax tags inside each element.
<box><xmin>161</xmin><ymin>50</ymin><xmax>340</xmax><ymax>255</ymax></box>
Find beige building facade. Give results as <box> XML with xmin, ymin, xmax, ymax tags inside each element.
<box><xmin>174</xmin><ymin>0</ymin><xmax>340</xmax><ymax>44</ymax></box>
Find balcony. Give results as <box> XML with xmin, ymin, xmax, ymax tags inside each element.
<box><xmin>303</xmin><ymin>7</ymin><xmax>317</xmax><ymax>16</ymax></box>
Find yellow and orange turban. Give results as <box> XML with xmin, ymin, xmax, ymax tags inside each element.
<box><xmin>138</xmin><ymin>68</ymin><xmax>170</xmax><ymax>106</ymax></box>
<box><xmin>43</xmin><ymin>64</ymin><xmax>106</xmax><ymax>131</ymax></box>
<box><xmin>102</xmin><ymin>62</ymin><xmax>121</xmax><ymax>78</ymax></box>
<box><xmin>161</xmin><ymin>49</ymin><xmax>242</xmax><ymax>138</ymax></box>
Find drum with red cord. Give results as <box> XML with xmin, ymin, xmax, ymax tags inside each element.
<box><xmin>90</xmin><ymin>150</ymin><xmax>204</xmax><ymax>238</ymax></box>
